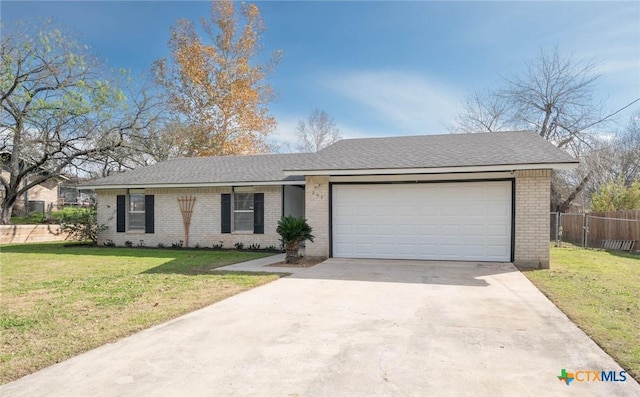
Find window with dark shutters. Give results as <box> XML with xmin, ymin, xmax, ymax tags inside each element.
<box><xmin>253</xmin><ymin>193</ymin><xmax>264</xmax><ymax>234</ymax></box>
<box><xmin>221</xmin><ymin>194</ymin><xmax>231</xmax><ymax>233</ymax></box>
<box><xmin>145</xmin><ymin>195</ymin><xmax>154</xmax><ymax>234</ymax></box>
<box><xmin>116</xmin><ymin>195</ymin><xmax>126</xmax><ymax>232</ymax></box>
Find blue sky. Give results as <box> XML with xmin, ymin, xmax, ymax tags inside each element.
<box><xmin>2</xmin><ymin>1</ymin><xmax>639</xmax><ymax>149</ymax></box>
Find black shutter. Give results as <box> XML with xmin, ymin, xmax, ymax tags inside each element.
<box><xmin>253</xmin><ymin>193</ymin><xmax>264</xmax><ymax>234</ymax></box>
<box><xmin>221</xmin><ymin>194</ymin><xmax>231</xmax><ymax>233</ymax></box>
<box><xmin>145</xmin><ymin>195</ymin><xmax>154</xmax><ymax>234</ymax></box>
<box><xmin>116</xmin><ymin>195</ymin><xmax>126</xmax><ymax>232</ymax></box>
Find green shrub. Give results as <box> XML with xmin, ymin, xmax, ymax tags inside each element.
<box><xmin>10</xmin><ymin>213</ymin><xmax>45</xmax><ymax>224</ymax></box>
<box><xmin>59</xmin><ymin>205</ymin><xmax>106</xmax><ymax>244</ymax></box>
<box><xmin>591</xmin><ymin>180</ymin><xmax>640</xmax><ymax>211</ymax></box>
<box><xmin>276</xmin><ymin>216</ymin><xmax>314</xmax><ymax>264</ymax></box>
<box><xmin>50</xmin><ymin>207</ymin><xmax>89</xmax><ymax>220</ymax></box>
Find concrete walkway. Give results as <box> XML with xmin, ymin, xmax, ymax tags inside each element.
<box><xmin>2</xmin><ymin>259</ymin><xmax>638</xmax><ymax>396</ymax></box>
<box><xmin>214</xmin><ymin>252</ymin><xmax>309</xmax><ymax>275</ymax></box>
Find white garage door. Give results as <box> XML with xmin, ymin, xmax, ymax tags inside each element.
<box><xmin>332</xmin><ymin>181</ymin><xmax>512</xmax><ymax>262</ymax></box>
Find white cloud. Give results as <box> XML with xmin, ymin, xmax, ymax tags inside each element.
<box><xmin>323</xmin><ymin>70</ymin><xmax>463</xmax><ymax>134</ymax></box>
<box><xmin>269</xmin><ymin>70</ymin><xmax>465</xmax><ymax>151</ymax></box>
<box><xmin>270</xmin><ymin>117</ymin><xmax>299</xmax><ymax>151</ymax></box>
<box><xmin>595</xmin><ymin>58</ymin><xmax>640</xmax><ymax>75</ymax></box>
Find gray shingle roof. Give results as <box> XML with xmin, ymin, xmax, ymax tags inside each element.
<box><xmin>86</xmin><ymin>153</ymin><xmax>315</xmax><ymax>187</ymax></box>
<box><xmin>86</xmin><ymin>131</ymin><xmax>577</xmax><ymax>187</ymax></box>
<box><xmin>286</xmin><ymin>131</ymin><xmax>577</xmax><ymax>171</ymax></box>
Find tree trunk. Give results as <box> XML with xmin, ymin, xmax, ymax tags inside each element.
<box><xmin>558</xmin><ymin>172</ymin><xmax>592</xmax><ymax>213</ymax></box>
<box><xmin>284</xmin><ymin>242</ymin><xmax>300</xmax><ymax>264</ymax></box>
<box><xmin>550</xmin><ymin>183</ymin><xmax>562</xmax><ymax>212</ymax></box>
<box><xmin>0</xmin><ymin>194</ymin><xmax>17</xmax><ymax>224</ymax></box>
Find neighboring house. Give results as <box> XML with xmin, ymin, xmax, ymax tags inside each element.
<box><xmin>0</xmin><ymin>169</ymin><xmax>67</xmax><ymax>215</ymax></box>
<box><xmin>85</xmin><ymin>131</ymin><xmax>578</xmax><ymax>268</ymax></box>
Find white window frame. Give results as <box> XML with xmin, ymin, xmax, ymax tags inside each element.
<box><xmin>232</xmin><ymin>187</ymin><xmax>254</xmax><ymax>232</ymax></box>
<box><xmin>128</xmin><ymin>189</ymin><xmax>145</xmax><ymax>230</ymax></box>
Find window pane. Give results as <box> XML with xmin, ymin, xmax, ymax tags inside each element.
<box><xmin>129</xmin><ymin>212</ymin><xmax>145</xmax><ymax>229</ymax></box>
<box><xmin>128</xmin><ymin>191</ymin><xmax>145</xmax><ymax>230</ymax></box>
<box><xmin>130</xmin><ymin>194</ymin><xmax>145</xmax><ymax>212</ymax></box>
<box><xmin>234</xmin><ymin>193</ymin><xmax>254</xmax><ymax>211</ymax></box>
<box><xmin>234</xmin><ymin>212</ymin><xmax>253</xmax><ymax>231</ymax></box>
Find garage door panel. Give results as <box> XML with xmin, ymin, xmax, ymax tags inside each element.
<box><xmin>486</xmin><ymin>246</ymin><xmax>510</xmax><ymax>258</ymax></box>
<box><xmin>374</xmin><ymin>244</ymin><xmax>396</xmax><ymax>254</ymax></box>
<box><xmin>354</xmin><ymin>225</ymin><xmax>374</xmax><ymax>235</ymax></box>
<box><xmin>462</xmin><ymin>225</ymin><xmax>484</xmax><ymax>237</ymax></box>
<box><xmin>418</xmin><ymin>206</ymin><xmax>440</xmax><ymax>216</ymax></box>
<box><xmin>440</xmin><ymin>206</ymin><xmax>460</xmax><ymax>216</ymax></box>
<box><xmin>332</xmin><ymin>181</ymin><xmax>512</xmax><ymax>262</ymax></box>
<box><xmin>441</xmin><ymin>224</ymin><xmax>462</xmax><ymax>235</ymax></box>
<box><xmin>463</xmin><ymin>204</ymin><xmax>486</xmax><ymax>216</ymax></box>
<box><xmin>418</xmin><ymin>224</ymin><xmax>438</xmax><ymax>236</ymax></box>
<box><xmin>487</xmin><ymin>225</ymin><xmax>509</xmax><ymax>237</ymax></box>
<box><xmin>463</xmin><ymin>245</ymin><xmax>485</xmax><ymax>256</ymax></box>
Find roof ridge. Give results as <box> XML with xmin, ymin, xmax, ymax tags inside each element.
<box><xmin>329</xmin><ymin>130</ymin><xmax>537</xmax><ymax>144</ymax></box>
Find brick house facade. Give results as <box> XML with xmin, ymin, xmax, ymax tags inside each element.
<box><xmin>97</xmin><ymin>186</ymin><xmax>285</xmax><ymax>249</ymax></box>
<box><xmin>88</xmin><ymin>132</ymin><xmax>576</xmax><ymax>269</ymax></box>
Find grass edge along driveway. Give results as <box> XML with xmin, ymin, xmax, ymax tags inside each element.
<box><xmin>0</xmin><ymin>242</ymin><xmax>280</xmax><ymax>384</ymax></box>
<box><xmin>523</xmin><ymin>245</ymin><xmax>640</xmax><ymax>381</ymax></box>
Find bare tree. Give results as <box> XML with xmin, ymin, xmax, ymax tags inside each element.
<box><xmin>135</xmin><ymin>119</ymin><xmax>193</xmax><ymax>163</ymax></box>
<box><xmin>502</xmin><ymin>49</ymin><xmax>604</xmax><ymax>154</ymax></box>
<box><xmin>452</xmin><ymin>90</ymin><xmax>513</xmax><ymax>133</ymax></box>
<box><xmin>454</xmin><ymin>48</ymin><xmax>603</xmax><ymax>152</ymax></box>
<box><xmin>577</xmin><ymin>110</ymin><xmax>640</xmax><ymax>197</ymax></box>
<box><xmin>452</xmin><ymin>47</ymin><xmax>639</xmax><ymax>211</ymax></box>
<box><xmin>295</xmin><ymin>109</ymin><xmax>343</xmax><ymax>152</ymax></box>
<box><xmin>0</xmin><ymin>20</ymin><xmax>157</xmax><ymax>223</ymax></box>
<box><xmin>616</xmin><ymin>111</ymin><xmax>640</xmax><ymax>184</ymax></box>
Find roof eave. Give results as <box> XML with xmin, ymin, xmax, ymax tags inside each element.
<box><xmin>84</xmin><ymin>179</ymin><xmax>305</xmax><ymax>190</ymax></box>
<box><xmin>283</xmin><ymin>162</ymin><xmax>579</xmax><ymax>176</ymax></box>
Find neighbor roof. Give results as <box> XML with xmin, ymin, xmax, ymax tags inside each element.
<box><xmin>85</xmin><ymin>131</ymin><xmax>578</xmax><ymax>188</ymax></box>
<box><xmin>284</xmin><ymin>131</ymin><xmax>578</xmax><ymax>174</ymax></box>
<box><xmin>83</xmin><ymin>153</ymin><xmax>315</xmax><ymax>188</ymax></box>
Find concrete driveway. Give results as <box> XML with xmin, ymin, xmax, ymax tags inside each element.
<box><xmin>2</xmin><ymin>258</ymin><xmax>638</xmax><ymax>396</ymax></box>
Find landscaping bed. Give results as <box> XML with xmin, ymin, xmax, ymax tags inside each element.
<box><xmin>0</xmin><ymin>242</ymin><xmax>280</xmax><ymax>383</ymax></box>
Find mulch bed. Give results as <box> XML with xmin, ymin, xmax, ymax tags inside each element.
<box><xmin>267</xmin><ymin>257</ymin><xmax>325</xmax><ymax>268</ymax></box>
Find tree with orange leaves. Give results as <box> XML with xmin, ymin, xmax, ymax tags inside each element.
<box><xmin>154</xmin><ymin>0</ymin><xmax>281</xmax><ymax>157</ymax></box>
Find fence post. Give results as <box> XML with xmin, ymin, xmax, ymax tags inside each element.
<box><xmin>584</xmin><ymin>214</ymin><xmax>590</xmax><ymax>248</ymax></box>
<box><xmin>555</xmin><ymin>212</ymin><xmax>560</xmax><ymax>247</ymax></box>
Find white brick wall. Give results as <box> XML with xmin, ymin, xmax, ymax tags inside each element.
<box><xmin>304</xmin><ymin>176</ymin><xmax>329</xmax><ymax>258</ymax></box>
<box><xmin>97</xmin><ymin>186</ymin><xmax>283</xmax><ymax>249</ymax></box>
<box><xmin>98</xmin><ymin>170</ymin><xmax>552</xmax><ymax>266</ymax></box>
<box><xmin>514</xmin><ymin>169</ymin><xmax>551</xmax><ymax>268</ymax></box>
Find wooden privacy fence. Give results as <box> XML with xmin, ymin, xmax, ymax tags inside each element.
<box><xmin>551</xmin><ymin>210</ymin><xmax>640</xmax><ymax>250</ymax></box>
<box><xmin>0</xmin><ymin>224</ymin><xmax>71</xmax><ymax>244</ymax></box>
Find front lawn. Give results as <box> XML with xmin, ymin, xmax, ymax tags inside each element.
<box><xmin>523</xmin><ymin>245</ymin><xmax>640</xmax><ymax>380</ymax></box>
<box><xmin>0</xmin><ymin>243</ymin><xmax>279</xmax><ymax>384</ymax></box>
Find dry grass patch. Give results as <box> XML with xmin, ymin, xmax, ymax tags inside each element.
<box><xmin>0</xmin><ymin>242</ymin><xmax>280</xmax><ymax>383</ymax></box>
<box><xmin>523</xmin><ymin>245</ymin><xmax>640</xmax><ymax>381</ymax></box>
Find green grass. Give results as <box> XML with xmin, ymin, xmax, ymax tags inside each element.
<box><xmin>523</xmin><ymin>245</ymin><xmax>640</xmax><ymax>381</ymax></box>
<box><xmin>0</xmin><ymin>242</ymin><xmax>280</xmax><ymax>383</ymax></box>
<box><xmin>9</xmin><ymin>214</ymin><xmax>46</xmax><ymax>224</ymax></box>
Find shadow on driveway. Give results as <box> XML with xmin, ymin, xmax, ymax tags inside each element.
<box><xmin>290</xmin><ymin>258</ymin><xmax>516</xmax><ymax>286</ymax></box>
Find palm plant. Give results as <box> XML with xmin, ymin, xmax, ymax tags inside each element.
<box><xmin>276</xmin><ymin>216</ymin><xmax>314</xmax><ymax>264</ymax></box>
